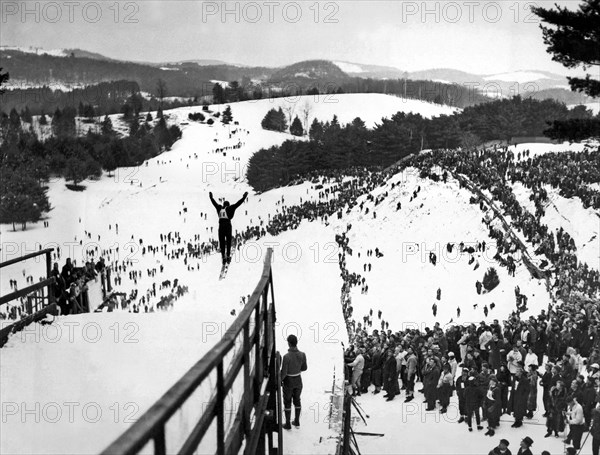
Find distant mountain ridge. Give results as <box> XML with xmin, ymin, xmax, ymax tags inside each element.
<box><xmin>0</xmin><ymin>46</ymin><xmax>595</xmax><ymax>106</ymax></box>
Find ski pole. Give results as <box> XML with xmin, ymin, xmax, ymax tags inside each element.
<box><xmin>353</xmin><ymin>399</ymin><xmax>370</xmax><ymax>418</ymax></box>
<box><xmin>576</xmin><ymin>429</ymin><xmax>592</xmax><ymax>455</ymax></box>
<box><xmin>351</xmin><ymin>398</ymin><xmax>368</xmax><ymax>425</ymax></box>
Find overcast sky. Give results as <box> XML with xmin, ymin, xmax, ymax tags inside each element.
<box><xmin>1</xmin><ymin>0</ymin><xmax>587</xmax><ymax>76</ymax></box>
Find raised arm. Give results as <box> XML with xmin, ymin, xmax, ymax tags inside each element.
<box><xmin>209</xmin><ymin>192</ymin><xmax>221</xmax><ymax>211</ymax></box>
<box><xmin>231</xmin><ymin>192</ymin><xmax>248</xmax><ymax>210</ymax></box>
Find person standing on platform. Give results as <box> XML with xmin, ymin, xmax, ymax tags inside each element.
<box><xmin>281</xmin><ymin>334</ymin><xmax>307</xmax><ymax>430</ymax></box>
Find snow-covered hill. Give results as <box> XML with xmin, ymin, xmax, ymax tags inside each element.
<box><xmin>0</xmin><ymin>94</ymin><xmax>594</xmax><ymax>455</ymax></box>
<box><xmin>483</xmin><ymin>71</ymin><xmax>551</xmax><ymax>84</ymax></box>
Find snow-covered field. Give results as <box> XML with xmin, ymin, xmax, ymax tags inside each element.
<box><xmin>336</xmin><ymin>169</ymin><xmax>552</xmax><ymax>330</ymax></box>
<box><xmin>483</xmin><ymin>71</ymin><xmax>550</xmax><ymax>83</ymax></box>
<box><xmin>507</xmin><ymin>142</ymin><xmax>600</xmax><ymax>271</ymax></box>
<box><xmin>0</xmin><ymin>94</ymin><xmax>594</xmax><ymax>454</ymax></box>
<box><xmin>512</xmin><ymin>182</ymin><xmax>600</xmax><ymax>271</ymax></box>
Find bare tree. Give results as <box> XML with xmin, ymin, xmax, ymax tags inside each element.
<box><xmin>282</xmin><ymin>104</ymin><xmax>295</xmax><ymax>129</ymax></box>
<box><xmin>157</xmin><ymin>79</ymin><xmax>167</xmax><ymax>107</ymax></box>
<box><xmin>301</xmin><ymin>100</ymin><xmax>312</xmax><ymax>136</ymax></box>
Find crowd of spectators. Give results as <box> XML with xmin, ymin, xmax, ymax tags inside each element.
<box><xmin>340</xmin><ymin>144</ymin><xmax>599</xmax><ymax>452</ymax></box>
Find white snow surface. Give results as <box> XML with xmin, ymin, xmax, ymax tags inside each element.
<box><xmin>0</xmin><ymin>45</ymin><xmax>68</xmax><ymax>57</ymax></box>
<box><xmin>483</xmin><ymin>71</ymin><xmax>550</xmax><ymax>83</ymax></box>
<box><xmin>333</xmin><ymin>61</ymin><xmax>365</xmax><ymax>74</ymax></box>
<box><xmin>0</xmin><ymin>94</ymin><xmax>592</xmax><ymax>454</ymax></box>
<box><xmin>511</xmin><ymin>182</ymin><xmax>600</xmax><ymax>270</ymax></box>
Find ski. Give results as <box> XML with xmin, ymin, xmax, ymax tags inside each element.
<box><xmin>219</xmin><ymin>263</ymin><xmax>229</xmax><ymax>280</ymax></box>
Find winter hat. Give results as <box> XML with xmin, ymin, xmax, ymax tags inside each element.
<box><xmin>499</xmin><ymin>439</ymin><xmax>509</xmax><ymax>447</ymax></box>
<box><xmin>592</xmin><ymin>363</ymin><xmax>600</xmax><ymax>369</ymax></box>
<box><xmin>522</xmin><ymin>436</ymin><xmax>534</xmax><ymax>447</ymax></box>
<box><xmin>448</xmin><ymin>352</ymin><xmax>455</xmax><ymax>357</ymax></box>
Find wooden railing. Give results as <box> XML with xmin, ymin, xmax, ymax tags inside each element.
<box><xmin>101</xmin><ymin>248</ymin><xmax>282</xmax><ymax>455</ymax></box>
<box><xmin>0</xmin><ymin>248</ymin><xmax>56</xmax><ymax>347</ymax></box>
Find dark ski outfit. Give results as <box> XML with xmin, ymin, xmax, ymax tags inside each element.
<box><xmin>209</xmin><ymin>192</ymin><xmax>247</xmax><ymax>263</ymax></box>
<box><xmin>281</xmin><ymin>346</ymin><xmax>308</xmax><ymax>428</ymax></box>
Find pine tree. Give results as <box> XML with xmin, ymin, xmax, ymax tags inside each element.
<box><xmin>22</xmin><ymin>106</ymin><xmax>33</xmax><ymax>123</ymax></box>
<box><xmin>101</xmin><ymin>115</ymin><xmax>113</xmax><ymax>135</ymax></box>
<box><xmin>0</xmin><ymin>168</ymin><xmax>47</xmax><ymax>230</ymax></box>
<box><xmin>64</xmin><ymin>156</ymin><xmax>89</xmax><ymax>188</ymax></box>
<box><xmin>482</xmin><ymin>267</ymin><xmax>500</xmax><ymax>292</ymax></box>
<box><xmin>309</xmin><ymin>118</ymin><xmax>324</xmax><ymax>141</ymax></box>
<box><xmin>146</xmin><ymin>112</ymin><xmax>153</xmax><ymax>122</ymax></box>
<box><xmin>276</xmin><ymin>108</ymin><xmax>288</xmax><ymax>132</ymax></box>
<box><xmin>9</xmin><ymin>108</ymin><xmax>21</xmax><ymax>130</ymax></box>
<box><xmin>532</xmin><ymin>1</ymin><xmax>600</xmax><ymax>97</ymax></box>
<box><xmin>121</xmin><ymin>103</ymin><xmax>133</xmax><ymax>120</ymax></box>
<box><xmin>39</xmin><ymin>112</ymin><xmax>47</xmax><ymax>125</ymax></box>
<box><xmin>130</xmin><ymin>118</ymin><xmax>139</xmax><ymax>137</ymax></box>
<box><xmin>156</xmin><ymin>79</ymin><xmax>167</xmax><ymax>109</ymax></box>
<box><xmin>213</xmin><ymin>83</ymin><xmax>226</xmax><ymax>104</ymax></box>
<box><xmin>260</xmin><ymin>108</ymin><xmax>288</xmax><ymax>132</ymax></box>
<box><xmin>222</xmin><ymin>105</ymin><xmax>233</xmax><ymax>124</ymax></box>
<box><xmin>52</xmin><ymin>107</ymin><xmax>76</xmax><ymax>138</ymax></box>
<box><xmin>290</xmin><ymin>116</ymin><xmax>304</xmax><ymax>136</ymax></box>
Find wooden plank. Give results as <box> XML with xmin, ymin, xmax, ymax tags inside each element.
<box><xmin>0</xmin><ymin>248</ymin><xmax>54</xmax><ymax>269</ymax></box>
<box><xmin>244</xmin><ymin>392</ymin><xmax>270</xmax><ymax>455</ymax></box>
<box><xmin>101</xmin><ymin>249</ymin><xmax>275</xmax><ymax>455</ymax></box>
<box><xmin>0</xmin><ymin>278</ymin><xmax>54</xmax><ymax>306</ymax></box>
<box><xmin>179</xmin><ymin>360</ymin><xmax>258</xmax><ymax>455</ymax></box>
<box><xmin>177</xmin><ymin>396</ymin><xmax>217</xmax><ymax>455</ymax></box>
<box><xmin>217</xmin><ymin>363</ymin><xmax>224</xmax><ymax>455</ymax></box>
<box><xmin>154</xmin><ymin>428</ymin><xmax>166</xmax><ymax>455</ymax></box>
<box><xmin>0</xmin><ymin>303</ymin><xmax>57</xmax><ymax>347</ymax></box>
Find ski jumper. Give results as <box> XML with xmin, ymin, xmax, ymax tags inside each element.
<box><xmin>209</xmin><ymin>193</ymin><xmax>246</xmax><ymax>260</ymax></box>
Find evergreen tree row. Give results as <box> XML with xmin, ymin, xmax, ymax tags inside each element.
<box><xmin>0</xmin><ymin>80</ymin><xmax>201</xmax><ymax>118</ymax></box>
<box><xmin>0</xmin><ymin>101</ymin><xmax>182</xmax><ymax>230</ymax></box>
<box><xmin>247</xmin><ymin>96</ymin><xmax>598</xmax><ymax>192</ymax></box>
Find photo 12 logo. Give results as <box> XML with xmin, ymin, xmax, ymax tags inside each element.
<box><xmin>1</xmin><ymin>1</ymin><xmax>140</xmax><ymax>24</ymax></box>
<box><xmin>400</xmin><ymin>2</ymin><xmax>540</xmax><ymax>24</ymax></box>
<box><xmin>201</xmin><ymin>1</ymin><xmax>340</xmax><ymax>24</ymax></box>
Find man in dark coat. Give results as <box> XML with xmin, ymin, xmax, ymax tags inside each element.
<box><xmin>423</xmin><ymin>357</ymin><xmax>441</xmax><ymax>411</ymax></box>
<box><xmin>486</xmin><ymin>334</ymin><xmax>504</xmax><ymax>372</ymax></box>
<box><xmin>540</xmin><ymin>363</ymin><xmax>554</xmax><ymax>417</ymax></box>
<box><xmin>371</xmin><ymin>346</ymin><xmax>384</xmax><ymax>394</ymax></box>
<box><xmin>545</xmin><ymin>379</ymin><xmax>567</xmax><ymax>437</ymax></box>
<box><xmin>465</xmin><ymin>376</ymin><xmax>483</xmax><ymax>431</ymax></box>
<box><xmin>516</xmin><ymin>436</ymin><xmax>533</xmax><ymax>455</ymax></box>
<box><xmin>591</xmin><ymin>402</ymin><xmax>600</xmax><ymax>455</ymax></box>
<box><xmin>509</xmin><ymin>369</ymin><xmax>530</xmax><ymax>428</ymax></box>
<box><xmin>485</xmin><ymin>377</ymin><xmax>502</xmax><ymax>436</ymax></box>
<box><xmin>383</xmin><ymin>350</ymin><xmax>400</xmax><ymax>401</ymax></box>
<box><xmin>488</xmin><ymin>439</ymin><xmax>512</xmax><ymax>455</ymax></box>
<box><xmin>456</xmin><ymin>368</ymin><xmax>469</xmax><ymax>423</ymax></box>
<box><xmin>61</xmin><ymin>258</ymin><xmax>74</xmax><ymax>284</ymax></box>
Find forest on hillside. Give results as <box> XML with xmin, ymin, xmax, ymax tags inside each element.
<box><xmin>247</xmin><ymin>96</ymin><xmax>599</xmax><ymax>192</ymax></box>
